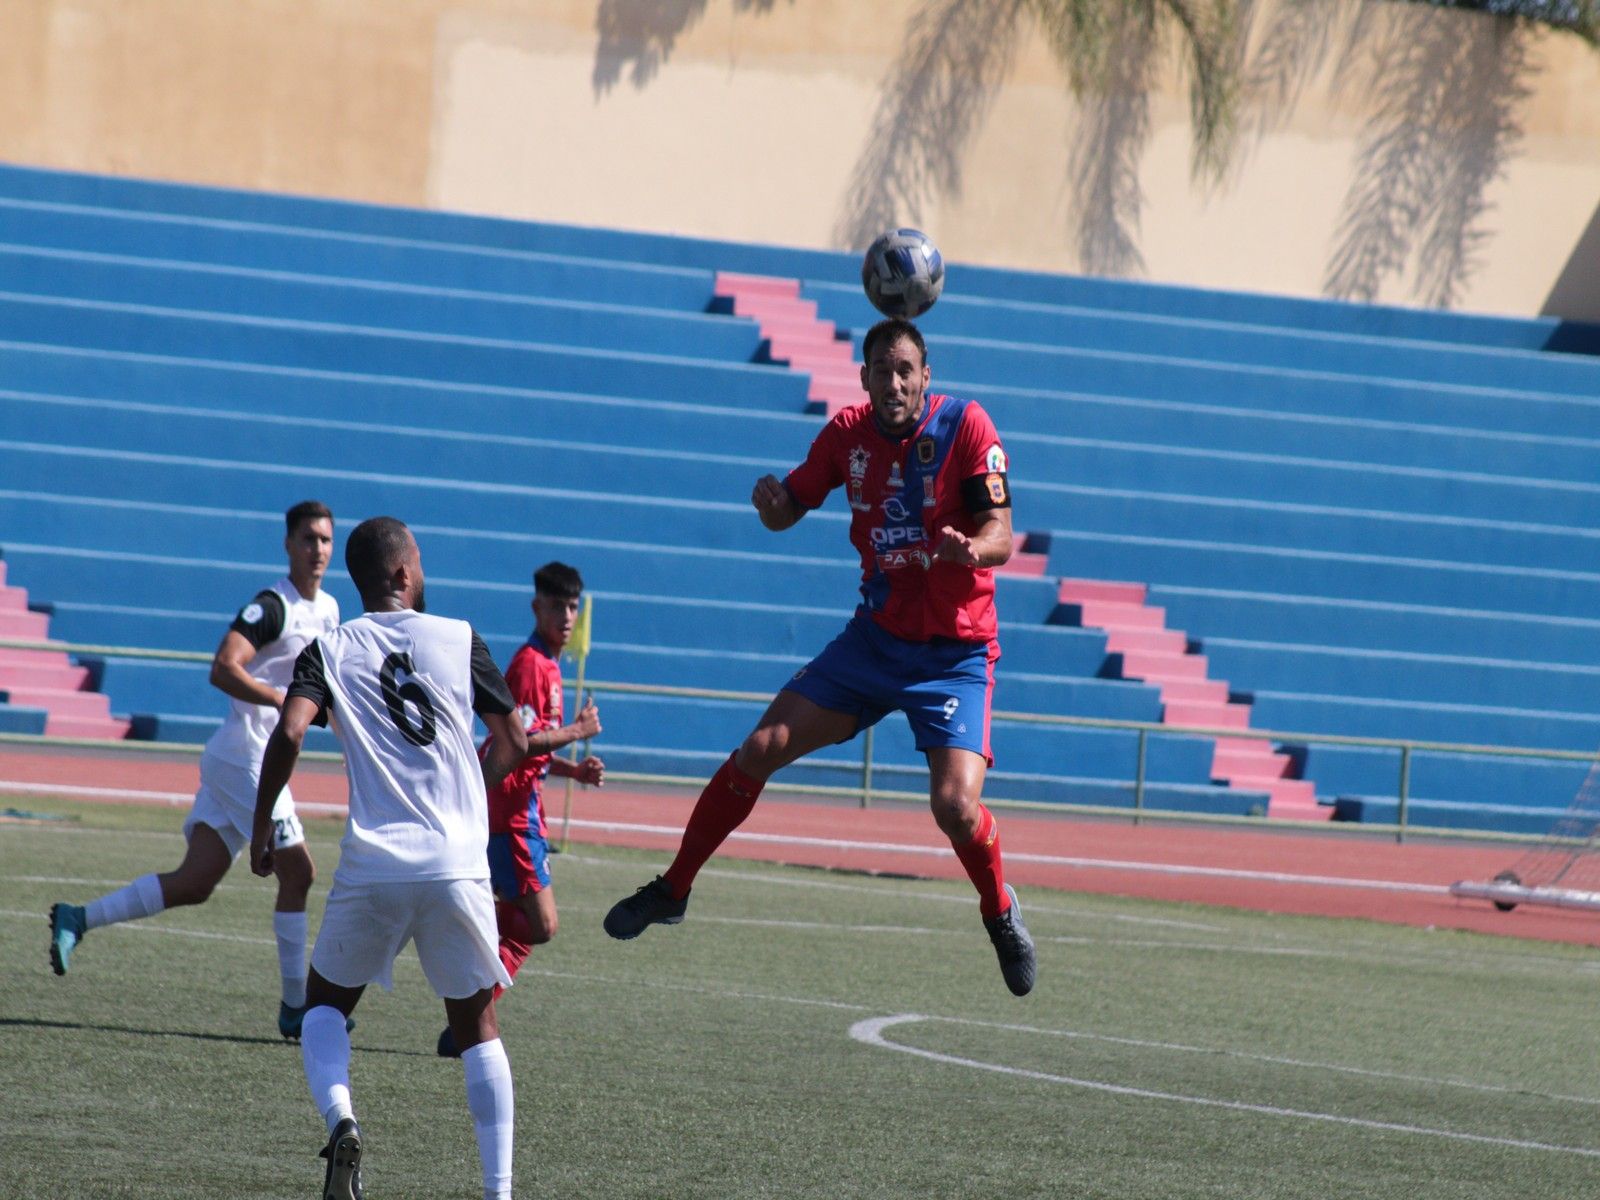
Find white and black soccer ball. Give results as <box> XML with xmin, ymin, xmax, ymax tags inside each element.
<box><xmin>861</xmin><ymin>228</ymin><xmax>945</xmax><ymax>319</ymax></box>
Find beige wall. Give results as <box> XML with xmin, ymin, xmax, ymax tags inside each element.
<box><xmin>4</xmin><ymin>0</ymin><xmax>1599</xmax><ymax>319</ymax></box>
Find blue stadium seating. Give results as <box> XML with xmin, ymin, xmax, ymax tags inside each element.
<box><xmin>3</xmin><ymin>161</ymin><xmax>1599</xmax><ymax>832</ymax></box>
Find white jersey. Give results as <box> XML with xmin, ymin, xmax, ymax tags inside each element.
<box><xmin>206</xmin><ymin>577</ymin><xmax>340</xmax><ymax>771</ymax></box>
<box><xmin>286</xmin><ymin>609</ymin><xmax>514</xmax><ymax>886</ymax></box>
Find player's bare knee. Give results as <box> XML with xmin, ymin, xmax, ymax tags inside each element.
<box><xmin>930</xmin><ymin>790</ymin><xmax>980</xmax><ymax>841</ymax></box>
<box><xmin>161</xmin><ymin>871</ymin><xmax>215</xmax><ymax>908</ymax></box>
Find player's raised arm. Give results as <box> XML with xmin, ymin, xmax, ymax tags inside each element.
<box><xmin>751</xmin><ymin>474</ymin><xmax>805</xmax><ymax>532</ymax></box>
<box><xmin>934</xmin><ymin>506</ymin><xmax>1014</xmax><ymax>569</ymax></box>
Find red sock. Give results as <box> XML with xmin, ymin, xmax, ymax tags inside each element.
<box><xmin>493</xmin><ymin>901</ymin><xmax>535</xmax><ymax>1000</ymax></box>
<box><xmin>952</xmin><ymin>805</ymin><xmax>1008</xmax><ymax>920</ymax></box>
<box><xmin>662</xmin><ymin>754</ymin><xmax>765</xmax><ymax>899</ymax></box>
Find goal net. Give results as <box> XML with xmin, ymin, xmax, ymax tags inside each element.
<box><xmin>1450</xmin><ymin>750</ymin><xmax>1600</xmax><ymax>913</ymax></box>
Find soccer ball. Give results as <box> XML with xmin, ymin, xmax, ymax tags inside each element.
<box><xmin>861</xmin><ymin>228</ymin><xmax>945</xmax><ymax>318</ymax></box>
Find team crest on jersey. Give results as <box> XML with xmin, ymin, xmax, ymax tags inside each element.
<box><xmin>239</xmin><ymin>603</ymin><xmax>263</xmax><ymax>624</ymax></box>
<box><xmin>516</xmin><ymin>703</ymin><xmax>539</xmax><ymax>732</ymax></box>
<box><xmin>886</xmin><ymin>462</ymin><xmax>903</xmax><ymax>490</ymax></box>
<box><xmin>848</xmin><ymin>447</ymin><xmax>870</xmax><ymax>479</ymax></box>
<box><xmin>985</xmin><ymin>444</ymin><xmax>1007</xmax><ymax>473</ymax></box>
<box><xmin>916</xmin><ymin>437</ymin><xmax>936</xmax><ymax>465</ymax></box>
<box><xmin>849</xmin><ymin>480</ymin><xmax>870</xmax><ymax>511</ymax></box>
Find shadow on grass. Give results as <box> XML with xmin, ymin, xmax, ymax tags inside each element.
<box><xmin>0</xmin><ymin>1016</ymin><xmax>433</xmax><ymax>1056</ymax></box>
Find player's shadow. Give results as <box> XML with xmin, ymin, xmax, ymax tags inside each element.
<box><xmin>0</xmin><ymin>1016</ymin><xmax>432</xmax><ymax>1056</ymax></box>
<box><xmin>592</xmin><ymin>0</ymin><xmax>794</xmax><ymax>96</ymax></box>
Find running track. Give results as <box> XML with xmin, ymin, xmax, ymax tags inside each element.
<box><xmin>3</xmin><ymin>744</ymin><xmax>1596</xmax><ymax>948</ymax></box>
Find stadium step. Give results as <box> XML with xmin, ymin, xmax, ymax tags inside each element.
<box><xmin>1104</xmin><ymin>628</ymin><xmax>1187</xmax><ymax>655</ymax></box>
<box><xmin>1058</xmin><ymin>578</ymin><xmax>1147</xmax><ymax>606</ymax></box>
<box><xmin>715</xmin><ymin>270</ymin><xmax>858</xmax><ymax>418</ymax></box>
<box><xmin>1057</xmin><ymin>575</ymin><xmax>1321</xmax><ymax>819</ymax></box>
<box><xmin>1144</xmin><ymin>676</ymin><xmax>1229</xmax><ymax>705</ymax></box>
<box><xmin>0</xmin><ymin>685</ymin><xmax>114</xmax><ymax>720</ymax></box>
<box><xmin>0</xmin><ymin>661</ymin><xmax>91</xmax><ymax>691</ymax></box>
<box><xmin>0</xmin><ymin>584</ymin><xmax>28</xmax><ymax>611</ymax></box>
<box><xmin>43</xmin><ymin>712</ymin><xmax>131</xmax><ymax>740</ymax></box>
<box><xmin>1121</xmin><ymin>649</ymin><xmax>1209</xmax><ymax>680</ymax></box>
<box><xmin>0</xmin><ymin>608</ymin><xmax>50</xmax><ymax>640</ymax></box>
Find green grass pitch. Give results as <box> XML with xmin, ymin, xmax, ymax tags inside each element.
<box><xmin>3</xmin><ymin>798</ymin><xmax>1598</xmax><ymax>1198</ymax></box>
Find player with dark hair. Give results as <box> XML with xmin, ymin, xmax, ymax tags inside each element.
<box><xmin>604</xmin><ymin>317</ymin><xmax>1036</xmax><ymax>996</ymax></box>
<box><xmin>437</xmin><ymin>560</ymin><xmax>604</xmax><ymax>1057</ymax></box>
<box><xmin>252</xmin><ymin>516</ymin><xmax>528</xmax><ymax>1200</ymax></box>
<box><xmin>48</xmin><ymin>500</ymin><xmax>343</xmax><ymax>1035</ymax></box>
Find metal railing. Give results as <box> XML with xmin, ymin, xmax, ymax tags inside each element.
<box><xmin>3</xmin><ymin>636</ymin><xmax>1595</xmax><ymax>843</ymax></box>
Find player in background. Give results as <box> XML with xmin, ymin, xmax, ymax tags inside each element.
<box><xmin>436</xmin><ymin>560</ymin><xmax>604</xmax><ymax>1058</ymax></box>
<box><xmin>48</xmin><ymin>500</ymin><xmax>344</xmax><ymax>1037</ymax></box>
<box><xmin>604</xmin><ymin>317</ymin><xmax>1036</xmax><ymax>996</ymax></box>
<box><xmin>251</xmin><ymin>516</ymin><xmax>527</xmax><ymax>1200</ymax></box>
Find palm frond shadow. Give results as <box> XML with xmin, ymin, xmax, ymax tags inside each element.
<box><xmin>831</xmin><ymin>0</ymin><xmax>1027</xmax><ymax>251</ymax></box>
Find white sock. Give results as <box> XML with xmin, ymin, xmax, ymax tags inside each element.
<box><xmin>84</xmin><ymin>873</ymin><xmax>165</xmax><ymax>930</ymax></box>
<box><xmin>462</xmin><ymin>1038</ymin><xmax>514</xmax><ymax>1200</ymax></box>
<box><xmin>273</xmin><ymin>911</ymin><xmax>308</xmax><ymax>1007</ymax></box>
<box><xmin>301</xmin><ymin>1006</ymin><xmax>355</xmax><ymax>1134</ymax></box>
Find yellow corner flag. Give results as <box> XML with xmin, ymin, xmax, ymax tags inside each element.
<box><xmin>559</xmin><ymin>593</ymin><xmax>592</xmax><ymax>852</ymax></box>
<box><xmin>566</xmin><ymin>594</ymin><xmax>592</xmax><ymax>663</ymax></box>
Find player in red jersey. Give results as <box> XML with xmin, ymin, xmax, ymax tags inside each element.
<box><xmin>604</xmin><ymin>317</ymin><xmax>1035</xmax><ymax>996</ymax></box>
<box><xmin>437</xmin><ymin>561</ymin><xmax>603</xmax><ymax>1057</ymax></box>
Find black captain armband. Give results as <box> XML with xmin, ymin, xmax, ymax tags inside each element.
<box><xmin>960</xmin><ymin>471</ymin><xmax>1012</xmax><ymax>514</ymax></box>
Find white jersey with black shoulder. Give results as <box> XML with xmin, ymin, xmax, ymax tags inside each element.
<box><xmin>205</xmin><ymin>577</ymin><xmax>340</xmax><ymax>771</ymax></box>
<box><xmin>285</xmin><ymin>609</ymin><xmax>515</xmax><ymax>886</ymax></box>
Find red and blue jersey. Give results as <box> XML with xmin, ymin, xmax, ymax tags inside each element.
<box><xmin>483</xmin><ymin>634</ymin><xmax>564</xmax><ymax>836</ymax></box>
<box><xmin>783</xmin><ymin>394</ymin><xmax>1010</xmax><ymax>645</ymax></box>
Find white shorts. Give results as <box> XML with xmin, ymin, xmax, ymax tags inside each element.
<box><xmin>183</xmin><ymin>752</ymin><xmax>302</xmax><ymax>859</ymax></box>
<box><xmin>310</xmin><ymin>878</ymin><xmax>512</xmax><ymax>1000</ymax></box>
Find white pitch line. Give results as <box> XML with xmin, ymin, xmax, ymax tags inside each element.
<box><xmin>850</xmin><ymin>1014</ymin><xmax>1600</xmax><ymax>1157</ymax></box>
<box><xmin>560</xmin><ymin>817</ymin><xmax>1455</xmax><ymax>896</ymax></box>
<box><xmin>0</xmin><ymin>907</ymin><xmax>273</xmax><ymax>946</ymax></box>
<box><xmin>5</xmin><ymin>905</ymin><xmax>1595</xmax><ymax>1113</ymax></box>
<box><xmin>0</xmin><ymin>787</ymin><xmax>1450</xmax><ymax>898</ymax></box>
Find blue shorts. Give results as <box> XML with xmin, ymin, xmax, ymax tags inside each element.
<box><xmin>782</xmin><ymin>613</ymin><xmax>997</xmax><ymax>763</ymax></box>
<box><xmin>487</xmin><ymin>829</ymin><xmax>552</xmax><ymax>898</ymax></box>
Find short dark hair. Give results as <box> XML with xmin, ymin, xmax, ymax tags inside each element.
<box><xmin>533</xmin><ymin>561</ymin><xmax>583</xmax><ymax>600</ymax></box>
<box><xmin>345</xmin><ymin>517</ymin><xmax>412</xmax><ymax>598</ymax></box>
<box><xmin>285</xmin><ymin>499</ymin><xmax>333</xmax><ymax>535</ymax></box>
<box><xmin>862</xmin><ymin>317</ymin><xmax>927</xmax><ymax>367</ymax></box>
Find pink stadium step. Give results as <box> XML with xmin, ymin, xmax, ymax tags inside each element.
<box><xmin>1077</xmin><ymin>600</ymin><xmax>1166</xmax><ymax>630</ymax></box>
<box><xmin>0</xmin><ymin>585</ymin><xmax>29</xmax><ymax>611</ymax></box>
<box><xmin>1163</xmin><ymin>701</ymin><xmax>1252</xmax><ymax>730</ymax></box>
<box><xmin>1212</xmin><ymin>744</ymin><xmax>1297</xmax><ymax>779</ymax></box>
<box><xmin>43</xmin><ymin>713</ymin><xmax>130</xmax><ymax>740</ymax></box>
<box><xmin>731</xmin><ymin>294</ymin><xmax>819</xmax><ymax>324</ymax></box>
<box><xmin>1061</xmin><ymin>574</ymin><xmax>1319</xmax><ymax>820</ymax></box>
<box><xmin>0</xmin><ymin>661</ymin><xmax>92</xmax><ymax>691</ymax></box>
<box><xmin>1121</xmin><ymin>649</ymin><xmax>1208</xmax><ymax>681</ymax></box>
<box><xmin>0</xmin><ymin>686</ymin><xmax>113</xmax><ymax>720</ymax></box>
<box><xmin>768</xmin><ymin>336</ymin><xmax>855</xmax><ymax>367</ymax></box>
<box><xmin>0</xmin><ymin>609</ymin><xmax>50</xmax><ymax>641</ymax></box>
<box><xmin>1104</xmin><ymin>628</ymin><xmax>1187</xmax><ymax>655</ymax></box>
<box><xmin>715</xmin><ymin>272</ymin><xmax>800</xmax><ymax>300</ymax></box>
<box><xmin>1148</xmin><ymin>677</ymin><xmax>1230</xmax><ymax>705</ymax></box>
<box><xmin>0</xmin><ymin>645</ymin><xmax>74</xmax><ymax>669</ymax></box>
<box><xmin>1058</xmin><ymin>578</ymin><xmax>1147</xmax><ymax>606</ymax></box>
<box><xmin>993</xmin><ymin>550</ymin><xmax>1048</xmax><ymax>577</ymax></box>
